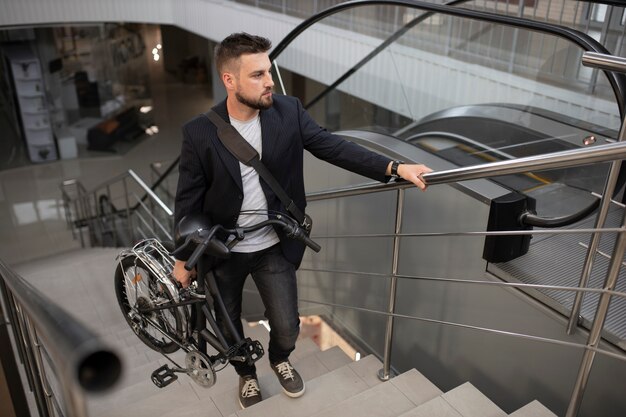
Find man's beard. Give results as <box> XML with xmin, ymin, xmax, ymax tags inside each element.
<box><xmin>235</xmin><ymin>89</ymin><xmax>273</xmax><ymax>110</ymax></box>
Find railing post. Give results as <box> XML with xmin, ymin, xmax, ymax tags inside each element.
<box><xmin>0</xmin><ymin>282</ymin><xmax>31</xmax><ymax>417</ymax></box>
<box><xmin>93</xmin><ymin>193</ymin><xmax>102</xmax><ymax>246</ymax></box>
<box><xmin>123</xmin><ymin>177</ymin><xmax>134</xmax><ymax>242</ymax></box>
<box><xmin>566</xmin><ymin>220</ymin><xmax>626</xmax><ymax>416</ymax></box>
<box><xmin>25</xmin><ymin>319</ymin><xmax>55</xmax><ymax>414</ymax></box>
<box><xmin>107</xmin><ymin>185</ymin><xmax>117</xmax><ymax>246</ymax></box>
<box><xmin>378</xmin><ymin>188</ymin><xmax>404</xmax><ymax>381</ymax></box>
<box><xmin>15</xmin><ymin>306</ymin><xmax>50</xmax><ymax>417</ymax></box>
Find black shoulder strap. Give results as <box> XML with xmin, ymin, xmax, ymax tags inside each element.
<box><xmin>205</xmin><ymin>110</ymin><xmax>305</xmax><ymax>224</ymax></box>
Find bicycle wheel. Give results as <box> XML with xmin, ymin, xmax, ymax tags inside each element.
<box><xmin>115</xmin><ymin>255</ymin><xmax>183</xmax><ymax>353</ymax></box>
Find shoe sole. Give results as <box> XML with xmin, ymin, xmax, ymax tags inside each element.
<box><xmin>239</xmin><ymin>397</ymin><xmax>263</xmax><ymax>409</ymax></box>
<box><xmin>282</xmin><ymin>383</ymin><xmax>306</xmax><ymax>398</ymax></box>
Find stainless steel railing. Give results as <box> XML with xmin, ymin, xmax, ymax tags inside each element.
<box><xmin>299</xmin><ymin>72</ymin><xmax>626</xmax><ymax>414</ymax></box>
<box><xmin>61</xmin><ymin>169</ymin><xmax>174</xmax><ymax>248</ymax></box>
<box><xmin>0</xmin><ymin>259</ymin><xmax>121</xmax><ymax>417</ymax></box>
<box><xmin>303</xmin><ymin>180</ymin><xmax>626</xmax><ymax>416</ymax></box>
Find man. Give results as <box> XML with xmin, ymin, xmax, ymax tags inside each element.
<box><xmin>173</xmin><ymin>32</ymin><xmax>432</xmax><ymax>409</ymax></box>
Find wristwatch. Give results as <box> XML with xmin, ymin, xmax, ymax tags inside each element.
<box><xmin>390</xmin><ymin>160</ymin><xmax>404</xmax><ymax>180</ymax></box>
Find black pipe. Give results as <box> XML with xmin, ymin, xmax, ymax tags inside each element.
<box><xmin>0</xmin><ymin>260</ymin><xmax>122</xmax><ymax>393</ymax></box>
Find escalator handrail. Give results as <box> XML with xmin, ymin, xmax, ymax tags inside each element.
<box><xmin>520</xmin><ymin>196</ymin><xmax>601</xmax><ymax>228</ymax></box>
<box><xmin>302</xmin><ymin>0</ymin><xmax>472</xmax><ymax>110</ymax></box>
<box><xmin>269</xmin><ymin>0</ymin><xmax>626</xmax><ymax>119</ymax></box>
<box><xmin>405</xmin><ymin>129</ymin><xmax>604</xmax><ymax>228</ymax></box>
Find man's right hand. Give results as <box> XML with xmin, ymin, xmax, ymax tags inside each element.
<box><xmin>173</xmin><ymin>260</ymin><xmax>196</xmax><ymax>288</ymax></box>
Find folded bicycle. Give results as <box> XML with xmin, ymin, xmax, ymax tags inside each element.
<box><xmin>114</xmin><ymin>212</ymin><xmax>320</xmax><ymax>388</ymax></box>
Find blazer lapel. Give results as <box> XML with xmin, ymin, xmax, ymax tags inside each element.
<box><xmin>260</xmin><ymin>105</ymin><xmax>280</xmax><ymax>164</ymax></box>
<box><xmin>210</xmin><ymin>100</ymin><xmax>243</xmax><ymax>191</ymax></box>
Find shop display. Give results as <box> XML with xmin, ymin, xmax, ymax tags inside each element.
<box><xmin>4</xmin><ymin>46</ymin><xmax>57</xmax><ymax>163</ymax></box>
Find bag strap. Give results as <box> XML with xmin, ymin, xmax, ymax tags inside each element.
<box><xmin>205</xmin><ymin>110</ymin><xmax>305</xmax><ymax>224</ymax></box>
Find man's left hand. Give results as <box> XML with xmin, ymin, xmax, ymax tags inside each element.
<box><xmin>388</xmin><ymin>163</ymin><xmax>433</xmax><ymax>191</ymax></box>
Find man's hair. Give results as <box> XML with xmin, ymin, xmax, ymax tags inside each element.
<box><xmin>215</xmin><ymin>33</ymin><xmax>272</xmax><ymax>75</ymax></box>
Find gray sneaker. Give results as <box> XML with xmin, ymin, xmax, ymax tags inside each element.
<box><xmin>271</xmin><ymin>360</ymin><xmax>305</xmax><ymax>398</ymax></box>
<box><xmin>238</xmin><ymin>375</ymin><xmax>262</xmax><ymax>409</ymax></box>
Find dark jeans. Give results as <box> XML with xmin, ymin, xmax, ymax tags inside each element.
<box><xmin>211</xmin><ymin>244</ymin><xmax>300</xmax><ymax>377</ymax></box>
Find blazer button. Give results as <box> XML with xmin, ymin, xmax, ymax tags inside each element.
<box><xmin>238</xmin><ymin>194</ymin><xmax>243</xmax><ymax>200</ymax></box>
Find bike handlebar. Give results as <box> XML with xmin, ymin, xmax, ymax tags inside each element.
<box><xmin>172</xmin><ymin>216</ymin><xmax>321</xmax><ymax>271</ymax></box>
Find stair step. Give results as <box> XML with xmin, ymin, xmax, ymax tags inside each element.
<box><xmin>211</xmin><ymin>345</ymin><xmax>350</xmax><ymax>417</ymax></box>
<box><xmin>90</xmin><ymin>380</ymin><xmax>201</xmax><ymax>417</ymax></box>
<box><xmin>390</xmin><ymin>369</ymin><xmax>443</xmax><ymax>407</ymax></box>
<box><xmin>233</xmin><ymin>358</ymin><xmax>372</xmax><ymax>417</ymax></box>
<box><xmin>309</xmin><ymin>374</ymin><xmax>412</xmax><ymax>417</ymax></box>
<box><xmin>509</xmin><ymin>400</ymin><xmax>557</xmax><ymax>417</ymax></box>
<box><xmin>89</xmin><ymin>374</ymin><xmax>186</xmax><ymax>417</ymax></box>
<box><xmin>398</xmin><ymin>396</ymin><xmax>463</xmax><ymax>417</ymax></box>
<box><xmin>441</xmin><ymin>382</ymin><xmax>507</xmax><ymax>417</ymax></box>
<box><xmin>13</xmin><ymin>247</ymin><xmax>116</xmax><ymax>273</ymax></box>
<box><xmin>158</xmin><ymin>397</ymin><xmax>223</xmax><ymax>417</ymax></box>
<box><xmin>315</xmin><ymin>345</ymin><xmax>354</xmax><ymax>371</ymax></box>
<box><xmin>347</xmin><ymin>354</ymin><xmax>383</xmax><ymax>388</ymax></box>
<box><xmin>308</xmin><ymin>368</ymin><xmax>441</xmax><ymax>417</ymax></box>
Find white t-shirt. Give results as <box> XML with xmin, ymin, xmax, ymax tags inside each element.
<box><xmin>228</xmin><ymin>114</ymin><xmax>280</xmax><ymax>253</ymax></box>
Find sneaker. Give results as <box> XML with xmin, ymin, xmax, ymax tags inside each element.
<box><xmin>238</xmin><ymin>375</ymin><xmax>262</xmax><ymax>409</ymax></box>
<box><xmin>271</xmin><ymin>360</ymin><xmax>305</xmax><ymax>398</ymax></box>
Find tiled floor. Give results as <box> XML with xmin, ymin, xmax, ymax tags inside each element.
<box><xmin>0</xmin><ymin>75</ymin><xmax>213</xmax><ymax>266</ymax></box>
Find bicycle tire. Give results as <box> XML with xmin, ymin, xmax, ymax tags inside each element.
<box><xmin>114</xmin><ymin>255</ymin><xmax>183</xmax><ymax>353</ymax></box>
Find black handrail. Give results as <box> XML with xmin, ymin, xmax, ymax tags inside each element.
<box><xmin>0</xmin><ymin>259</ymin><xmax>121</xmax><ymax>405</ymax></box>
<box><xmin>269</xmin><ymin>0</ymin><xmax>626</xmax><ymax>118</ymax></box>
<box><xmin>521</xmin><ymin>196</ymin><xmax>601</xmax><ymax>228</ymax></box>
<box><xmin>304</xmin><ymin>0</ymin><xmax>472</xmax><ymax>110</ymax></box>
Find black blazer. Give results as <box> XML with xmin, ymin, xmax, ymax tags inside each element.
<box><xmin>174</xmin><ymin>95</ymin><xmax>391</xmax><ymax>267</ymax></box>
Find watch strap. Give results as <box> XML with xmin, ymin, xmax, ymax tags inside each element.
<box><xmin>391</xmin><ymin>160</ymin><xmax>404</xmax><ymax>178</ymax></box>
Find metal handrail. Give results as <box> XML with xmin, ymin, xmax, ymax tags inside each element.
<box><xmin>305</xmin><ymin>140</ymin><xmax>626</xmax><ymax>202</ymax></box>
<box><xmin>0</xmin><ymin>259</ymin><xmax>121</xmax><ymax>417</ymax></box>
<box><xmin>61</xmin><ymin>168</ymin><xmax>174</xmax><ymax>248</ymax></box>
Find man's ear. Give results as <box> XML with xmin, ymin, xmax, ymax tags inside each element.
<box><xmin>222</xmin><ymin>72</ymin><xmax>235</xmax><ymax>91</ymax></box>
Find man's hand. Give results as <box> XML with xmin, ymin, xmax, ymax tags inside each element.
<box><xmin>173</xmin><ymin>259</ymin><xmax>196</xmax><ymax>288</ymax></box>
<box><xmin>398</xmin><ymin>164</ymin><xmax>432</xmax><ymax>190</ymax></box>
<box><xmin>387</xmin><ymin>162</ymin><xmax>433</xmax><ymax>191</ymax></box>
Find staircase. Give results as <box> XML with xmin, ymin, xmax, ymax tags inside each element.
<box><xmin>14</xmin><ymin>248</ymin><xmax>557</xmax><ymax>417</ymax></box>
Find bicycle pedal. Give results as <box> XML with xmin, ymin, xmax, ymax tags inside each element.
<box><xmin>151</xmin><ymin>365</ymin><xmax>178</xmax><ymax>388</ymax></box>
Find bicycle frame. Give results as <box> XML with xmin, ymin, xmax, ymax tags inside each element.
<box><xmin>116</xmin><ymin>239</ymin><xmax>264</xmax><ymax>377</ymax></box>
